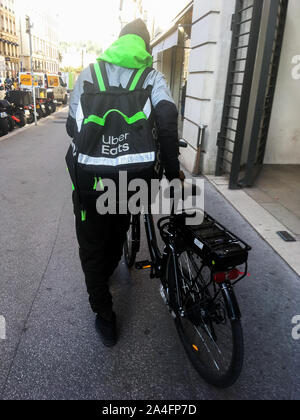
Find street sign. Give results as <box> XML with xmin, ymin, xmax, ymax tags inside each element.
<box><xmin>47</xmin><ymin>74</ymin><xmax>59</xmax><ymax>88</ymax></box>
<box><xmin>19</xmin><ymin>72</ymin><xmax>45</xmax><ymax>89</ymax></box>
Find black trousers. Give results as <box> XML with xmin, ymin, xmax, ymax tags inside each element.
<box><xmin>73</xmin><ymin>193</ymin><xmax>131</xmax><ymax>319</ymax></box>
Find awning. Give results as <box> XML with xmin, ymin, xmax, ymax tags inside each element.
<box><xmin>152</xmin><ymin>30</ymin><xmax>179</xmax><ymax>56</ymax></box>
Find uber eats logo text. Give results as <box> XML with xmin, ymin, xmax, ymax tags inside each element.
<box><xmin>101</xmin><ymin>133</ymin><xmax>130</xmax><ymax>156</ymax></box>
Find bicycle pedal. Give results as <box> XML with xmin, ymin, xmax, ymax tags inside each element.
<box><xmin>135</xmin><ymin>260</ymin><xmax>152</xmax><ymax>270</ymax></box>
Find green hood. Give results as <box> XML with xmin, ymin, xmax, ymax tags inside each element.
<box><xmin>98</xmin><ymin>34</ymin><xmax>153</xmax><ymax>69</ymax></box>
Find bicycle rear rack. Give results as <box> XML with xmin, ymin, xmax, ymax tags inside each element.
<box><xmin>176</xmin><ymin>212</ymin><xmax>252</xmax><ymax>272</ymax></box>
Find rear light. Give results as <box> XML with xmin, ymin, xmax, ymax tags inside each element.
<box><xmin>214</xmin><ymin>272</ymin><xmax>226</xmax><ymax>284</ymax></box>
<box><xmin>214</xmin><ymin>269</ymin><xmax>241</xmax><ymax>284</ymax></box>
<box><xmin>228</xmin><ymin>269</ymin><xmax>241</xmax><ymax>281</ymax></box>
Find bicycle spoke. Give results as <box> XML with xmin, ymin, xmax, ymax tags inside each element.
<box><xmin>200</xmin><ymin>317</ymin><xmax>222</xmax><ymax>356</ymax></box>
<box><xmin>194</xmin><ymin>326</ymin><xmax>220</xmax><ymax>371</ymax></box>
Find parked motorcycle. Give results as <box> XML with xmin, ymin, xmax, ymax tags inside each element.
<box><xmin>49</xmin><ymin>100</ymin><xmax>57</xmax><ymax>113</ymax></box>
<box><xmin>24</xmin><ymin>105</ymin><xmax>35</xmax><ymax>124</ymax></box>
<box><xmin>39</xmin><ymin>99</ymin><xmax>51</xmax><ymax>117</ymax></box>
<box><xmin>47</xmin><ymin>90</ymin><xmax>57</xmax><ymax>113</ymax></box>
<box><xmin>0</xmin><ymin>100</ymin><xmax>10</xmax><ymax>136</ymax></box>
<box><xmin>4</xmin><ymin>101</ymin><xmax>26</xmax><ymax>128</ymax></box>
<box><xmin>0</xmin><ymin>100</ymin><xmax>16</xmax><ymax>132</ymax></box>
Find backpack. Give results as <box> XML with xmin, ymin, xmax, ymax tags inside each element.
<box><xmin>66</xmin><ymin>61</ymin><xmax>162</xmax><ymax>204</ymax></box>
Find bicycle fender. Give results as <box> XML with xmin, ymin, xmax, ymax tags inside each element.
<box><xmin>220</xmin><ymin>284</ymin><xmax>241</xmax><ymax>322</ymax></box>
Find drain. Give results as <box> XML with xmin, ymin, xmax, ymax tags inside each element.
<box><xmin>277</xmin><ymin>231</ymin><xmax>296</xmax><ymax>242</ymax></box>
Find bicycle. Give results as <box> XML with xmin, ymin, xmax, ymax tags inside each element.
<box><xmin>124</xmin><ymin>162</ymin><xmax>251</xmax><ymax>389</ymax></box>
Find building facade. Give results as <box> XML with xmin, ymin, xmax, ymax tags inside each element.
<box><xmin>149</xmin><ymin>0</ymin><xmax>299</xmax><ymax>194</ymax></box>
<box><xmin>16</xmin><ymin>1</ymin><xmax>59</xmax><ymax>74</ymax></box>
<box><xmin>119</xmin><ymin>0</ymin><xmax>145</xmax><ymax>30</ymax></box>
<box><xmin>0</xmin><ymin>0</ymin><xmax>19</xmax><ymax>78</ymax></box>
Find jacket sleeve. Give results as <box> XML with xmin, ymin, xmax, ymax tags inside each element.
<box><xmin>66</xmin><ymin>115</ymin><xmax>75</xmax><ymax>138</ymax></box>
<box><xmin>66</xmin><ymin>67</ymin><xmax>92</xmax><ymax>138</ymax></box>
<box><xmin>151</xmin><ymin>72</ymin><xmax>180</xmax><ymax>181</ymax></box>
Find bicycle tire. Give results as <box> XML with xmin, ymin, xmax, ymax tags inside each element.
<box><xmin>124</xmin><ymin>215</ymin><xmax>140</xmax><ymax>268</ymax></box>
<box><xmin>166</xmin><ymin>251</ymin><xmax>244</xmax><ymax>388</ymax></box>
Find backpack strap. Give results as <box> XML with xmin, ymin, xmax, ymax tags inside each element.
<box><xmin>128</xmin><ymin>67</ymin><xmax>153</xmax><ymax>91</ymax></box>
<box><xmin>90</xmin><ymin>61</ymin><xmax>109</xmax><ymax>92</ymax></box>
<box><xmin>90</xmin><ymin>63</ymin><xmax>153</xmax><ymax>92</ymax></box>
<box><xmin>126</xmin><ymin>68</ymin><xmax>139</xmax><ymax>90</ymax></box>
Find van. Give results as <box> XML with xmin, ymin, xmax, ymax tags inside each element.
<box><xmin>46</xmin><ymin>74</ymin><xmax>68</xmax><ymax>105</ymax></box>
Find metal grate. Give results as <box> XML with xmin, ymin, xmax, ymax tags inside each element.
<box><xmin>216</xmin><ymin>0</ymin><xmax>289</xmax><ymax>189</ymax></box>
<box><xmin>216</xmin><ymin>0</ymin><xmax>264</xmax><ymax>188</ymax></box>
<box><xmin>241</xmin><ymin>0</ymin><xmax>289</xmax><ymax>187</ymax></box>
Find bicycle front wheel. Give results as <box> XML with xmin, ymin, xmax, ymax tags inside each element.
<box><xmin>124</xmin><ymin>214</ymin><xmax>140</xmax><ymax>268</ymax></box>
<box><xmin>166</xmin><ymin>249</ymin><xmax>244</xmax><ymax>388</ymax></box>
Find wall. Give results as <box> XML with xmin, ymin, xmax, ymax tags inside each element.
<box><xmin>180</xmin><ymin>0</ymin><xmax>236</xmax><ymax>174</ymax></box>
<box><xmin>264</xmin><ymin>0</ymin><xmax>300</xmax><ymax>164</ymax></box>
<box><xmin>143</xmin><ymin>0</ymin><xmax>191</xmax><ymax>38</ymax></box>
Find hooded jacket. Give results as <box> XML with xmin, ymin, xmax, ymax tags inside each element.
<box><xmin>66</xmin><ymin>34</ymin><xmax>179</xmax><ymax>180</ymax></box>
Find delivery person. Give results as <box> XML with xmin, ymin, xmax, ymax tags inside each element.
<box><xmin>66</xmin><ymin>19</ymin><xmax>180</xmax><ymax>347</ymax></box>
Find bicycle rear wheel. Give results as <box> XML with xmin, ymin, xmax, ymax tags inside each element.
<box><xmin>166</xmin><ymin>249</ymin><xmax>244</xmax><ymax>388</ymax></box>
<box><xmin>124</xmin><ymin>214</ymin><xmax>140</xmax><ymax>268</ymax></box>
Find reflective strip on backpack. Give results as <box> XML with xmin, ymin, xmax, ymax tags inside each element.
<box><xmin>78</xmin><ymin>152</ymin><xmax>155</xmax><ymax>167</ymax></box>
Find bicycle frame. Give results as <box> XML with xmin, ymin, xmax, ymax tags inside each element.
<box><xmin>143</xmin><ymin>213</ymin><xmax>164</xmax><ymax>278</ymax></box>
<box><xmin>130</xmin><ymin>190</ymin><xmax>251</xmax><ymax>387</ymax></box>
<box><xmin>142</xmin><ymin>211</ymin><xmax>249</xmax><ymax>321</ymax></box>
<box><xmin>143</xmin><ymin>212</ymin><xmax>185</xmax><ymax>316</ymax></box>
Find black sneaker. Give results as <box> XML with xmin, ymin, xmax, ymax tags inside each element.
<box><xmin>95</xmin><ymin>312</ymin><xmax>117</xmax><ymax>347</ymax></box>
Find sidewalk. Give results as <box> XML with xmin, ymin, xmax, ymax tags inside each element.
<box><xmin>207</xmin><ymin>175</ymin><xmax>300</xmax><ymax>276</ymax></box>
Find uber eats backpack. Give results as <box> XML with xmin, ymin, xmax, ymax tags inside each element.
<box><xmin>66</xmin><ymin>61</ymin><xmax>162</xmax><ymax>204</ymax></box>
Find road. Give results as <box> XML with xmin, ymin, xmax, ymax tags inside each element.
<box><xmin>0</xmin><ymin>110</ymin><xmax>299</xmax><ymax>400</ymax></box>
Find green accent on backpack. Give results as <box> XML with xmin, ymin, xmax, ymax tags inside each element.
<box><xmin>81</xmin><ymin>210</ymin><xmax>87</xmax><ymax>222</ymax></box>
<box><xmin>93</xmin><ymin>177</ymin><xmax>104</xmax><ymax>191</ymax></box>
<box><xmin>84</xmin><ymin>109</ymin><xmax>147</xmax><ymax>127</ymax></box>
